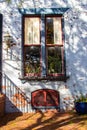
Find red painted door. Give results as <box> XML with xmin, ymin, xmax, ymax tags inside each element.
<box><xmin>31</xmin><ymin>89</ymin><xmax>59</xmax><ymax>108</ymax></box>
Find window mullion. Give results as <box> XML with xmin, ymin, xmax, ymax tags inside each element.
<box><xmin>41</xmin><ymin>15</ymin><xmax>46</xmax><ymax>77</ymax></box>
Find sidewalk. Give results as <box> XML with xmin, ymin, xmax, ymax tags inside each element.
<box><xmin>0</xmin><ymin>110</ymin><xmax>87</xmax><ymax>130</ymax></box>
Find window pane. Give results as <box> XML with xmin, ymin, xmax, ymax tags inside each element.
<box><xmin>25</xmin><ymin>18</ymin><xmax>40</xmax><ymax>45</ymax></box>
<box><xmin>47</xmin><ymin>46</ymin><xmax>62</xmax><ymax>74</ymax></box>
<box><xmin>46</xmin><ymin>18</ymin><xmax>54</xmax><ymax>44</ymax></box>
<box><xmin>32</xmin><ymin>91</ymin><xmax>45</xmax><ymax>106</ymax></box>
<box><xmin>24</xmin><ymin>46</ymin><xmax>41</xmax><ymax>76</ymax></box>
<box><xmin>46</xmin><ymin>17</ymin><xmax>62</xmax><ymax>45</ymax></box>
<box><xmin>46</xmin><ymin>92</ymin><xmax>58</xmax><ymax>106</ymax></box>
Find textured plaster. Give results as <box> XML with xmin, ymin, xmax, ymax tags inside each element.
<box><xmin>0</xmin><ymin>0</ymin><xmax>87</xmax><ymax>112</ymax></box>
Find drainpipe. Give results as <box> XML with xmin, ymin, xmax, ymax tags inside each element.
<box><xmin>0</xmin><ymin>14</ymin><xmax>2</xmax><ymax>93</ymax></box>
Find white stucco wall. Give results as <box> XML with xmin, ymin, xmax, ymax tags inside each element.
<box><xmin>0</xmin><ymin>0</ymin><xmax>87</xmax><ymax>112</ymax></box>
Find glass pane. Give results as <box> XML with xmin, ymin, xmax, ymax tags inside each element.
<box><xmin>24</xmin><ymin>46</ymin><xmax>40</xmax><ymax>76</ymax></box>
<box><xmin>25</xmin><ymin>17</ymin><xmax>40</xmax><ymax>45</ymax></box>
<box><xmin>46</xmin><ymin>90</ymin><xmax>59</xmax><ymax>106</ymax></box>
<box><xmin>47</xmin><ymin>46</ymin><xmax>62</xmax><ymax>74</ymax></box>
<box><xmin>46</xmin><ymin>18</ymin><xmax>54</xmax><ymax>44</ymax></box>
<box><xmin>33</xmin><ymin>91</ymin><xmax>45</xmax><ymax>106</ymax></box>
<box><xmin>46</xmin><ymin>17</ymin><xmax>62</xmax><ymax>45</ymax></box>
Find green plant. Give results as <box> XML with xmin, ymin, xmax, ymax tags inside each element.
<box><xmin>48</xmin><ymin>56</ymin><xmax>62</xmax><ymax>73</ymax></box>
<box><xmin>5</xmin><ymin>0</ymin><xmax>24</xmax><ymax>7</ymax></box>
<box><xmin>75</xmin><ymin>94</ymin><xmax>87</xmax><ymax>102</ymax></box>
<box><xmin>5</xmin><ymin>0</ymin><xmax>11</xmax><ymax>4</ymax></box>
<box><xmin>25</xmin><ymin>62</ymin><xmax>40</xmax><ymax>74</ymax></box>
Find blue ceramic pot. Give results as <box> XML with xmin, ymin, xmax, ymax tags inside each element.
<box><xmin>75</xmin><ymin>102</ymin><xmax>87</xmax><ymax>114</ymax></box>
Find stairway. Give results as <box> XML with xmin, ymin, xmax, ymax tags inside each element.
<box><xmin>2</xmin><ymin>73</ymin><xmax>31</xmax><ymax>113</ymax></box>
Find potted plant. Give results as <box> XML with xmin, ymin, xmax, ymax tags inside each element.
<box><xmin>75</xmin><ymin>94</ymin><xmax>87</xmax><ymax>114</ymax></box>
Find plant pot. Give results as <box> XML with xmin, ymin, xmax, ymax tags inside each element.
<box><xmin>75</xmin><ymin>102</ymin><xmax>87</xmax><ymax>114</ymax></box>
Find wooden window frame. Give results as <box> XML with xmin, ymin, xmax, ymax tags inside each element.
<box><xmin>23</xmin><ymin>15</ymin><xmax>41</xmax><ymax>77</ymax></box>
<box><xmin>21</xmin><ymin>14</ymin><xmax>67</xmax><ymax>81</ymax></box>
<box><xmin>45</xmin><ymin>15</ymin><xmax>65</xmax><ymax>77</ymax></box>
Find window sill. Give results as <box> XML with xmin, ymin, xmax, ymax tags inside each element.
<box><xmin>32</xmin><ymin>106</ymin><xmax>60</xmax><ymax>109</ymax></box>
<box><xmin>19</xmin><ymin>75</ymin><xmax>69</xmax><ymax>82</ymax></box>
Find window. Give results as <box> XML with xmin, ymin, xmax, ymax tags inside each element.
<box><xmin>31</xmin><ymin>89</ymin><xmax>60</xmax><ymax>108</ymax></box>
<box><xmin>46</xmin><ymin>16</ymin><xmax>63</xmax><ymax>76</ymax></box>
<box><xmin>23</xmin><ymin>16</ymin><xmax>41</xmax><ymax>77</ymax></box>
<box><xmin>22</xmin><ymin>15</ymin><xmax>65</xmax><ymax>80</ymax></box>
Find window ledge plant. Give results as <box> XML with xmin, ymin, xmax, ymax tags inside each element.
<box><xmin>75</xmin><ymin>94</ymin><xmax>87</xmax><ymax>103</ymax></box>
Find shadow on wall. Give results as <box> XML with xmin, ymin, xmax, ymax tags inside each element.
<box><xmin>5</xmin><ymin>96</ymin><xmax>26</xmax><ymax>113</ymax></box>
<box><xmin>0</xmin><ymin>0</ymin><xmax>87</xmax><ymax>112</ymax></box>
<box><xmin>65</xmin><ymin>8</ymin><xmax>87</xmax><ymax>98</ymax></box>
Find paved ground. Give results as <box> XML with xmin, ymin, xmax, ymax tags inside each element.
<box><xmin>0</xmin><ymin>110</ymin><xmax>87</xmax><ymax>130</ymax></box>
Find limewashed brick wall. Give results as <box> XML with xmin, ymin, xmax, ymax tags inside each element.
<box><xmin>0</xmin><ymin>0</ymin><xmax>87</xmax><ymax>112</ymax></box>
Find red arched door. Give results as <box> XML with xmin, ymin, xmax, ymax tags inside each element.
<box><xmin>31</xmin><ymin>89</ymin><xmax>60</xmax><ymax>109</ymax></box>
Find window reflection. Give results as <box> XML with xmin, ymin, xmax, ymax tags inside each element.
<box><xmin>23</xmin><ymin>15</ymin><xmax>64</xmax><ymax>78</ymax></box>
<box><xmin>46</xmin><ymin>17</ymin><xmax>62</xmax><ymax>45</ymax></box>
<box><xmin>47</xmin><ymin>46</ymin><xmax>62</xmax><ymax>74</ymax></box>
<box><xmin>24</xmin><ymin>46</ymin><xmax>41</xmax><ymax>76</ymax></box>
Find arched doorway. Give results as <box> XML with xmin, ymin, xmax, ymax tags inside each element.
<box><xmin>0</xmin><ymin>14</ymin><xmax>2</xmax><ymax>92</ymax></box>
<box><xmin>31</xmin><ymin>89</ymin><xmax>60</xmax><ymax>110</ymax></box>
